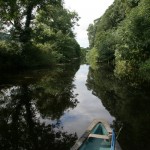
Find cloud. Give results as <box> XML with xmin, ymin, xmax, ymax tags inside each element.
<box><xmin>64</xmin><ymin>0</ymin><xmax>114</xmax><ymax>47</ymax></box>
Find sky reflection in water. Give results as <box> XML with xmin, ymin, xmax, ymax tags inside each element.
<box><xmin>60</xmin><ymin>64</ymin><xmax>114</xmax><ymax>137</ymax></box>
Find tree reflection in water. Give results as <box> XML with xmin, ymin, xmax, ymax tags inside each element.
<box><xmin>86</xmin><ymin>66</ymin><xmax>150</xmax><ymax>150</ymax></box>
<box><xmin>0</xmin><ymin>62</ymin><xmax>80</xmax><ymax>150</ymax></box>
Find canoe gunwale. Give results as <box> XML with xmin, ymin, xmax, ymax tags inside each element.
<box><xmin>70</xmin><ymin>119</ymin><xmax>113</xmax><ymax>150</ymax></box>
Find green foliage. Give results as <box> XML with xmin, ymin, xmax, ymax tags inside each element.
<box><xmin>0</xmin><ymin>40</ymin><xmax>21</xmax><ymax>55</ymax></box>
<box><xmin>115</xmin><ymin>0</ymin><xmax>150</xmax><ymax>79</ymax></box>
<box><xmin>35</xmin><ymin>4</ymin><xmax>79</xmax><ymax>37</ymax></box>
<box><xmin>80</xmin><ymin>47</ymin><xmax>88</xmax><ymax>64</ymax></box>
<box><xmin>87</xmin><ymin>24</ymin><xmax>95</xmax><ymax>48</ymax></box>
<box><xmin>139</xmin><ymin>59</ymin><xmax>150</xmax><ymax>81</ymax></box>
<box><xmin>125</xmin><ymin>0</ymin><xmax>140</xmax><ymax>8</ymax></box>
<box><xmin>0</xmin><ymin>0</ymin><xmax>62</xmax><ymax>42</ymax></box>
<box><xmin>87</xmin><ymin>0</ymin><xmax>126</xmax><ymax>66</ymax></box>
<box><xmin>0</xmin><ymin>40</ymin><xmax>22</xmax><ymax>68</ymax></box>
<box><xmin>0</xmin><ymin>33</ymin><xmax>10</xmax><ymax>40</ymax></box>
<box><xmin>0</xmin><ymin>0</ymin><xmax>80</xmax><ymax>69</ymax></box>
<box><xmin>95</xmin><ymin>30</ymin><xmax>116</xmax><ymax>63</ymax></box>
<box><xmin>86</xmin><ymin>47</ymin><xmax>99</xmax><ymax>69</ymax></box>
<box><xmin>21</xmin><ymin>43</ymin><xmax>60</xmax><ymax>68</ymax></box>
<box><xmin>50</xmin><ymin>31</ymin><xmax>80</xmax><ymax>61</ymax></box>
<box><xmin>87</xmin><ymin>0</ymin><xmax>150</xmax><ymax>82</ymax></box>
<box><xmin>95</xmin><ymin>0</ymin><xmax>126</xmax><ymax>32</ymax></box>
<box><xmin>33</xmin><ymin>3</ymin><xmax>80</xmax><ymax>63</ymax></box>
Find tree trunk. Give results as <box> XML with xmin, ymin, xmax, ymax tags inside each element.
<box><xmin>19</xmin><ymin>5</ymin><xmax>33</xmax><ymax>43</ymax></box>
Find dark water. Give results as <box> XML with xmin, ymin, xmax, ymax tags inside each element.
<box><xmin>0</xmin><ymin>63</ymin><xmax>150</xmax><ymax>150</ymax></box>
<box><xmin>86</xmin><ymin>66</ymin><xmax>150</xmax><ymax>150</ymax></box>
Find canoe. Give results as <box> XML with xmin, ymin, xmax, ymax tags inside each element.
<box><xmin>71</xmin><ymin>119</ymin><xmax>122</xmax><ymax>150</ymax></box>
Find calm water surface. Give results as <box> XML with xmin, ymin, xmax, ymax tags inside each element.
<box><xmin>0</xmin><ymin>63</ymin><xmax>150</xmax><ymax>150</ymax></box>
<box><xmin>59</xmin><ymin>65</ymin><xmax>114</xmax><ymax>137</ymax></box>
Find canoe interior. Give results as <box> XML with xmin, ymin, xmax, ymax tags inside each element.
<box><xmin>79</xmin><ymin>123</ymin><xmax>111</xmax><ymax>150</ymax></box>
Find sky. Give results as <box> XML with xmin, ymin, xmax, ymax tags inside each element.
<box><xmin>64</xmin><ymin>0</ymin><xmax>114</xmax><ymax>48</ymax></box>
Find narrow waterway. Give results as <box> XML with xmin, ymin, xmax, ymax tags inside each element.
<box><xmin>0</xmin><ymin>63</ymin><xmax>150</xmax><ymax>150</ymax></box>
<box><xmin>60</xmin><ymin>64</ymin><xmax>114</xmax><ymax>137</ymax></box>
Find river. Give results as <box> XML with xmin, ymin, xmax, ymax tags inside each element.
<box><xmin>0</xmin><ymin>63</ymin><xmax>150</xmax><ymax>150</ymax></box>
<box><xmin>59</xmin><ymin>64</ymin><xmax>114</xmax><ymax>137</ymax></box>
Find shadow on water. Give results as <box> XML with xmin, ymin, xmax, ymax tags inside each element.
<box><xmin>0</xmin><ymin>62</ymin><xmax>80</xmax><ymax>150</ymax></box>
<box><xmin>86</xmin><ymin>65</ymin><xmax>150</xmax><ymax>150</ymax></box>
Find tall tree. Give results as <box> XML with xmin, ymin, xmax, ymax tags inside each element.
<box><xmin>0</xmin><ymin>0</ymin><xmax>62</xmax><ymax>43</ymax></box>
<box><xmin>33</xmin><ymin>4</ymin><xmax>80</xmax><ymax>61</ymax></box>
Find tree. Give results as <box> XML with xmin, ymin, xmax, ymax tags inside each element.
<box><xmin>115</xmin><ymin>0</ymin><xmax>150</xmax><ymax>79</ymax></box>
<box><xmin>87</xmin><ymin>24</ymin><xmax>95</xmax><ymax>48</ymax></box>
<box><xmin>0</xmin><ymin>0</ymin><xmax>80</xmax><ymax>68</ymax></box>
<box><xmin>0</xmin><ymin>0</ymin><xmax>62</xmax><ymax>43</ymax></box>
<box><xmin>87</xmin><ymin>0</ymin><xmax>150</xmax><ymax>82</ymax></box>
<box><xmin>33</xmin><ymin>4</ymin><xmax>80</xmax><ymax>62</ymax></box>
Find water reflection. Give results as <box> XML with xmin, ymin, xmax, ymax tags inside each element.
<box><xmin>1</xmin><ymin>63</ymin><xmax>149</xmax><ymax>150</ymax></box>
<box><xmin>60</xmin><ymin>65</ymin><xmax>114</xmax><ymax>137</ymax></box>
<box><xmin>86</xmin><ymin>66</ymin><xmax>150</xmax><ymax>150</ymax></box>
<box><xmin>0</xmin><ymin>63</ymin><xmax>80</xmax><ymax>150</ymax></box>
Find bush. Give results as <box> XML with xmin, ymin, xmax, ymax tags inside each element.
<box><xmin>0</xmin><ymin>40</ymin><xmax>22</xmax><ymax>68</ymax></box>
<box><xmin>139</xmin><ymin>59</ymin><xmax>150</xmax><ymax>81</ymax></box>
<box><xmin>86</xmin><ymin>47</ymin><xmax>99</xmax><ymax>69</ymax></box>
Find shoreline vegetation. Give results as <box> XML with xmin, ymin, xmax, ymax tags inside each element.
<box><xmin>86</xmin><ymin>0</ymin><xmax>150</xmax><ymax>82</ymax></box>
<box><xmin>0</xmin><ymin>0</ymin><xmax>81</xmax><ymax>70</ymax></box>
